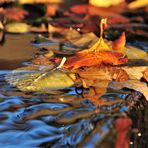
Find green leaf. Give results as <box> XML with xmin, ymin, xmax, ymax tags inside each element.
<box><xmin>6</xmin><ymin>68</ymin><xmax>75</xmax><ymax>92</ymax></box>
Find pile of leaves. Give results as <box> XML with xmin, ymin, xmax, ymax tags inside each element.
<box><xmin>5</xmin><ymin>18</ymin><xmax>148</xmax><ymax>104</ymax></box>
<box><xmin>0</xmin><ymin>1</ymin><xmax>148</xmax><ymax>147</ymax></box>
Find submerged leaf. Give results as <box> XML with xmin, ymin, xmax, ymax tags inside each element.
<box><xmin>6</xmin><ymin>68</ymin><xmax>75</xmax><ymax>92</ymax></box>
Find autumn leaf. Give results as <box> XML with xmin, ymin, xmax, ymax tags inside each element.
<box><xmin>18</xmin><ymin>0</ymin><xmax>63</xmax><ymax>4</ymax></box>
<box><xmin>6</xmin><ymin>22</ymin><xmax>30</xmax><ymax>33</ymax></box>
<box><xmin>64</xmin><ymin>18</ymin><xmax>128</xmax><ymax>69</ymax></box>
<box><xmin>112</xmin><ymin>32</ymin><xmax>126</xmax><ymax>52</ymax></box>
<box><xmin>89</xmin><ymin>0</ymin><xmax>124</xmax><ymax>7</ymax></box>
<box><xmin>128</xmin><ymin>0</ymin><xmax>148</xmax><ymax>9</ymax></box>
<box><xmin>143</xmin><ymin>68</ymin><xmax>148</xmax><ymax>81</ymax></box>
<box><xmin>64</xmin><ymin>51</ymin><xmax>128</xmax><ymax>69</ymax></box>
<box><xmin>0</xmin><ymin>7</ymin><xmax>28</xmax><ymax>21</ymax></box>
<box><xmin>5</xmin><ymin>68</ymin><xmax>75</xmax><ymax>92</ymax></box>
<box><xmin>46</xmin><ymin>5</ymin><xmax>57</xmax><ymax>16</ymax></box>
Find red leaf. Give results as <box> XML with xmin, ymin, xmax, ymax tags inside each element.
<box><xmin>0</xmin><ymin>7</ymin><xmax>28</xmax><ymax>21</ymax></box>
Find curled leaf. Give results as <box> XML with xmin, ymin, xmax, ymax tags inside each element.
<box><xmin>112</xmin><ymin>32</ymin><xmax>126</xmax><ymax>52</ymax></box>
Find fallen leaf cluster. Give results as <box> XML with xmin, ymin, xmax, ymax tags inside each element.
<box><xmin>5</xmin><ymin>18</ymin><xmax>148</xmax><ymax>105</ymax></box>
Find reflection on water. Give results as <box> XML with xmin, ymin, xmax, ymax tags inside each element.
<box><xmin>0</xmin><ymin>70</ymin><xmax>147</xmax><ymax>147</ymax></box>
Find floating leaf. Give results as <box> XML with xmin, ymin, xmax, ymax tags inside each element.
<box><xmin>6</xmin><ymin>22</ymin><xmax>30</xmax><ymax>33</ymax></box>
<box><xmin>64</xmin><ymin>50</ymin><xmax>128</xmax><ymax>69</ymax></box>
<box><xmin>64</xmin><ymin>18</ymin><xmax>128</xmax><ymax>69</ymax></box>
<box><xmin>6</xmin><ymin>68</ymin><xmax>75</xmax><ymax>92</ymax></box>
<box><xmin>124</xmin><ymin>45</ymin><xmax>147</xmax><ymax>59</ymax></box>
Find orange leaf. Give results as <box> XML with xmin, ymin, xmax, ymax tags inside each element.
<box><xmin>64</xmin><ymin>51</ymin><xmax>128</xmax><ymax>69</ymax></box>
<box><xmin>46</xmin><ymin>5</ymin><xmax>57</xmax><ymax>16</ymax></box>
<box><xmin>64</xmin><ymin>18</ymin><xmax>128</xmax><ymax>69</ymax></box>
<box><xmin>0</xmin><ymin>7</ymin><xmax>28</xmax><ymax>21</ymax></box>
<box><xmin>112</xmin><ymin>32</ymin><xmax>126</xmax><ymax>52</ymax></box>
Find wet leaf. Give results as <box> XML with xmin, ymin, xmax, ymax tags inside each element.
<box><xmin>143</xmin><ymin>67</ymin><xmax>148</xmax><ymax>81</ymax></box>
<box><xmin>124</xmin><ymin>45</ymin><xmax>147</xmax><ymax>59</ymax></box>
<box><xmin>112</xmin><ymin>32</ymin><xmax>126</xmax><ymax>52</ymax></box>
<box><xmin>0</xmin><ymin>7</ymin><xmax>28</xmax><ymax>21</ymax></box>
<box><xmin>122</xmin><ymin>66</ymin><xmax>148</xmax><ymax>80</ymax></box>
<box><xmin>6</xmin><ymin>22</ymin><xmax>30</xmax><ymax>33</ymax></box>
<box><xmin>64</xmin><ymin>51</ymin><xmax>128</xmax><ymax>69</ymax></box>
<box><xmin>5</xmin><ymin>68</ymin><xmax>75</xmax><ymax>92</ymax></box>
<box><xmin>64</xmin><ymin>18</ymin><xmax>128</xmax><ymax>69</ymax></box>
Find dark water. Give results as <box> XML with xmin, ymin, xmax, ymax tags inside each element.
<box><xmin>0</xmin><ymin>69</ymin><xmax>148</xmax><ymax>147</ymax></box>
<box><xmin>0</xmin><ymin>34</ymin><xmax>148</xmax><ymax>147</ymax></box>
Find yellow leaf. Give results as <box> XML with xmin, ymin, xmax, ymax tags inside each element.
<box><xmin>124</xmin><ymin>45</ymin><xmax>147</xmax><ymax>59</ymax></box>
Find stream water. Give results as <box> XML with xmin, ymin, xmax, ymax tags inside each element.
<box><xmin>0</xmin><ymin>34</ymin><xmax>148</xmax><ymax>148</ymax></box>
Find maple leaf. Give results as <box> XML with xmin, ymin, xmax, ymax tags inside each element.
<box><xmin>64</xmin><ymin>18</ymin><xmax>128</xmax><ymax>69</ymax></box>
